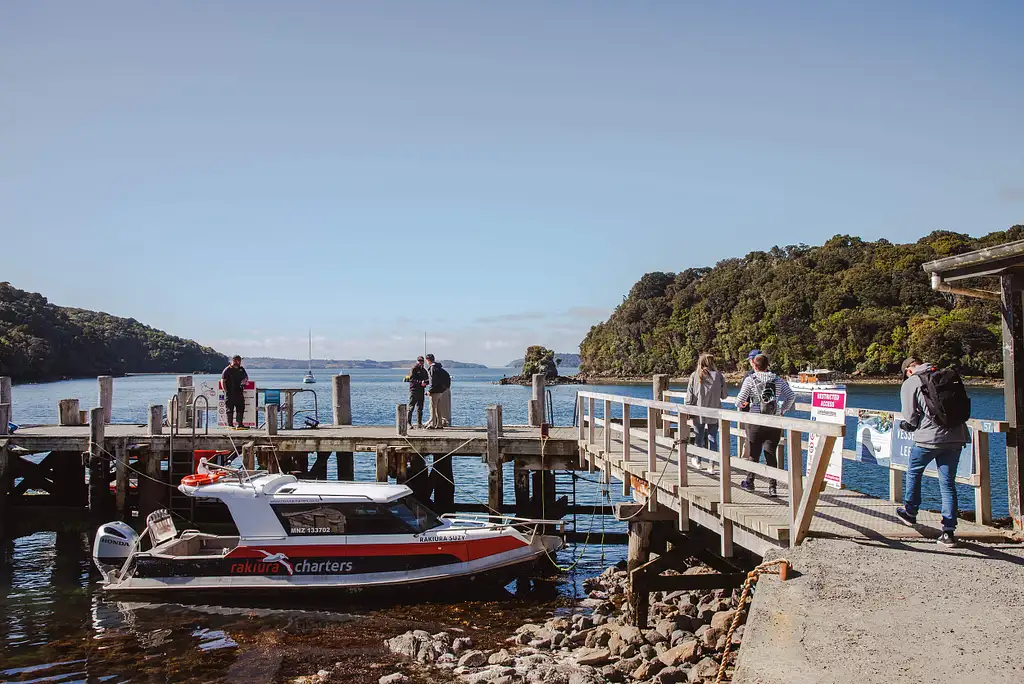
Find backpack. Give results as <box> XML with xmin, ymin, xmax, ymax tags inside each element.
<box><xmin>918</xmin><ymin>366</ymin><xmax>971</xmax><ymax>427</ymax></box>
<box><xmin>432</xmin><ymin>366</ymin><xmax>451</xmax><ymax>393</ymax></box>
<box><xmin>752</xmin><ymin>374</ymin><xmax>778</xmax><ymax>415</ymax></box>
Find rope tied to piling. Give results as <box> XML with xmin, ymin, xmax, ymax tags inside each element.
<box><xmin>714</xmin><ymin>557</ymin><xmax>791</xmax><ymax>684</ymax></box>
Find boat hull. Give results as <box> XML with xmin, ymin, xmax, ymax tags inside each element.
<box><xmin>102</xmin><ymin>535</ymin><xmax>561</xmax><ymax>595</ymax></box>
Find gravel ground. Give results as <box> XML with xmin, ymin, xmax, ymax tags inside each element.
<box><xmin>733</xmin><ymin>537</ymin><xmax>1024</xmax><ymax>684</ymax></box>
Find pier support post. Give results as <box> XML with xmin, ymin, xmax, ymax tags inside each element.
<box><xmin>627</xmin><ymin>519</ymin><xmax>654</xmax><ymax>627</ymax></box>
<box><xmin>114</xmin><ymin>441</ymin><xmax>129</xmax><ymax>517</ymax></box>
<box><xmin>375</xmin><ymin>446</ymin><xmax>389</xmax><ymax>483</ymax></box>
<box><xmin>97</xmin><ymin>376</ymin><xmax>113</xmax><ymax>424</ymax></box>
<box><xmin>333</xmin><ymin>374</ymin><xmax>354</xmax><ymax>480</ymax></box>
<box><xmin>486</xmin><ymin>405</ymin><xmax>503</xmax><ymax>513</ymax></box>
<box><xmin>88</xmin><ymin>407</ymin><xmax>113</xmax><ymax>515</ymax></box>
<box><xmin>0</xmin><ymin>404</ymin><xmax>11</xmax><ymax>520</ymax></box>
<box><xmin>529</xmin><ymin>374</ymin><xmax>546</xmax><ymax>426</ymax></box>
<box><xmin>1001</xmin><ymin>274</ymin><xmax>1024</xmax><ymax>530</ymax></box>
<box><xmin>0</xmin><ymin>377</ymin><xmax>11</xmax><ymax>421</ymax></box>
<box><xmin>59</xmin><ymin>399</ymin><xmax>81</xmax><ymax>426</ymax></box>
<box><xmin>653</xmin><ymin>374</ymin><xmax>670</xmax><ymax>437</ymax></box>
<box><xmin>0</xmin><ymin>404</ymin><xmax>8</xmax><ymax>436</ymax></box>
<box><xmin>139</xmin><ymin>448</ymin><xmax>164</xmax><ymax>523</ymax></box>
<box><xmin>266</xmin><ymin>404</ymin><xmax>278</xmax><ymax>435</ymax></box>
<box><xmin>148</xmin><ymin>405</ymin><xmax>163</xmax><ymax>434</ymax></box>
<box><xmin>396</xmin><ymin>404</ymin><xmax>408</xmax><ymax>436</ymax></box>
<box><xmin>514</xmin><ymin>464</ymin><xmax>531</xmax><ymax>518</ymax></box>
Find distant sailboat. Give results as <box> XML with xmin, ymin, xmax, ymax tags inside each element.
<box><xmin>302</xmin><ymin>330</ymin><xmax>316</xmax><ymax>384</ymax></box>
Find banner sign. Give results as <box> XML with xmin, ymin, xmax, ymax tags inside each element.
<box><xmin>856</xmin><ymin>409</ymin><xmax>973</xmax><ymax>478</ymax></box>
<box><xmin>806</xmin><ymin>390</ymin><xmax>847</xmax><ymax>488</ymax></box>
<box><xmin>217</xmin><ymin>380</ymin><xmax>257</xmax><ymax>427</ymax></box>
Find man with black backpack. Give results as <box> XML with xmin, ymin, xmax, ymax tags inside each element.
<box><xmin>424</xmin><ymin>354</ymin><xmax>452</xmax><ymax>429</ymax></box>
<box><xmin>895</xmin><ymin>357</ymin><xmax>971</xmax><ymax>547</ymax></box>
<box><xmin>736</xmin><ymin>352</ymin><xmax>795</xmax><ymax>496</ymax></box>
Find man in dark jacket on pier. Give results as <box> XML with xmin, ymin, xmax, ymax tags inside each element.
<box><xmin>221</xmin><ymin>355</ymin><xmax>249</xmax><ymax>428</ymax></box>
<box><xmin>425</xmin><ymin>354</ymin><xmax>452</xmax><ymax>429</ymax></box>
<box><xmin>407</xmin><ymin>356</ymin><xmax>429</xmax><ymax>428</ymax></box>
<box><xmin>895</xmin><ymin>357</ymin><xmax>970</xmax><ymax>547</ymax></box>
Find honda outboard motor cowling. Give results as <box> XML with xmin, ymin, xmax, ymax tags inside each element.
<box><xmin>93</xmin><ymin>521</ymin><xmax>139</xmax><ymax>574</ymax></box>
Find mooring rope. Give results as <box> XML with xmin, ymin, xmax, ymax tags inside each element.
<box><xmin>714</xmin><ymin>558</ymin><xmax>791</xmax><ymax>684</ymax></box>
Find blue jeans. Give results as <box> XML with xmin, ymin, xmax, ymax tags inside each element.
<box><xmin>693</xmin><ymin>421</ymin><xmax>719</xmax><ymax>452</ymax></box>
<box><xmin>903</xmin><ymin>444</ymin><xmax>961</xmax><ymax>532</ymax></box>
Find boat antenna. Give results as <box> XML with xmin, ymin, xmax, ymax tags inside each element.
<box><xmin>423</xmin><ymin>331</ymin><xmax>427</xmax><ymax>357</ymax></box>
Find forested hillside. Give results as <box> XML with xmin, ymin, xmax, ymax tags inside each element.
<box><xmin>580</xmin><ymin>228</ymin><xmax>1024</xmax><ymax>378</ymax></box>
<box><xmin>0</xmin><ymin>282</ymin><xmax>228</xmax><ymax>382</ymax></box>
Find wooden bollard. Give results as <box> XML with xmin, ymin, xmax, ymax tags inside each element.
<box><xmin>333</xmin><ymin>374</ymin><xmax>354</xmax><ymax>480</ymax></box>
<box><xmin>88</xmin><ymin>406</ymin><xmax>113</xmax><ymax>514</ymax></box>
<box><xmin>58</xmin><ymin>398</ymin><xmax>81</xmax><ymax>426</ymax></box>
<box><xmin>97</xmin><ymin>376</ymin><xmax>113</xmax><ymax>424</ymax></box>
<box><xmin>0</xmin><ymin>404</ymin><xmax>10</xmax><ymax>436</ymax></box>
<box><xmin>283</xmin><ymin>391</ymin><xmax>295</xmax><ymax>430</ymax></box>
<box><xmin>266</xmin><ymin>404</ymin><xmax>278</xmax><ymax>435</ymax></box>
<box><xmin>530</xmin><ymin>374</ymin><xmax>546</xmax><ymax>426</ymax></box>
<box><xmin>779</xmin><ymin>561</ymin><xmax>792</xmax><ymax>581</ymax></box>
<box><xmin>148</xmin><ymin>405</ymin><xmax>163</xmax><ymax>435</ymax></box>
<box><xmin>375</xmin><ymin>446</ymin><xmax>389</xmax><ymax>482</ymax></box>
<box><xmin>396</xmin><ymin>404</ymin><xmax>408</xmax><ymax>436</ymax></box>
<box><xmin>0</xmin><ymin>376</ymin><xmax>11</xmax><ymax>422</ymax></box>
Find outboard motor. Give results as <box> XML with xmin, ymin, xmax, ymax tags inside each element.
<box><xmin>92</xmin><ymin>521</ymin><xmax>139</xmax><ymax>574</ymax></box>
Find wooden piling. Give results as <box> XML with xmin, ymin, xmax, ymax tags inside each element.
<box><xmin>283</xmin><ymin>391</ymin><xmax>295</xmax><ymax>430</ymax></box>
<box><xmin>375</xmin><ymin>446</ymin><xmax>389</xmax><ymax>482</ymax></box>
<box><xmin>627</xmin><ymin>520</ymin><xmax>654</xmax><ymax>626</ymax></box>
<box><xmin>264</xmin><ymin>403</ymin><xmax>278</xmax><ymax>436</ymax></box>
<box><xmin>242</xmin><ymin>444</ymin><xmax>255</xmax><ymax>470</ymax></box>
<box><xmin>98</xmin><ymin>376</ymin><xmax>113</xmax><ymax>424</ymax></box>
<box><xmin>333</xmin><ymin>375</ymin><xmax>354</xmax><ymax>480</ymax></box>
<box><xmin>973</xmin><ymin>429</ymin><xmax>992</xmax><ymax>525</ymax></box>
<box><xmin>530</xmin><ymin>374</ymin><xmax>546</xmax><ymax>426</ymax></box>
<box><xmin>88</xmin><ymin>407</ymin><xmax>113</xmax><ymax>515</ymax></box>
<box><xmin>486</xmin><ymin>405</ymin><xmax>502</xmax><ymax>513</ymax></box>
<box><xmin>514</xmin><ymin>464</ymin><xmax>531</xmax><ymax>518</ymax></box>
<box><xmin>138</xmin><ymin>449</ymin><xmax>164</xmax><ymax>524</ymax></box>
<box><xmin>114</xmin><ymin>441</ymin><xmax>129</xmax><ymax>517</ymax></box>
<box><xmin>148</xmin><ymin>405</ymin><xmax>163</xmax><ymax>434</ymax></box>
<box><xmin>0</xmin><ymin>404</ymin><xmax>9</xmax><ymax>436</ymax></box>
<box><xmin>176</xmin><ymin>376</ymin><xmax>194</xmax><ymax>428</ymax></box>
<box><xmin>396</xmin><ymin>404</ymin><xmax>408</xmax><ymax>436</ymax></box>
<box><xmin>58</xmin><ymin>399</ymin><xmax>81</xmax><ymax>426</ymax></box>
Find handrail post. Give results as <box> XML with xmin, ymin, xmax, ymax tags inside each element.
<box><xmin>889</xmin><ymin>468</ymin><xmax>903</xmax><ymax>503</ymax></box>
<box><xmin>793</xmin><ymin>434</ymin><xmax>838</xmax><ymax>545</ymax></box>
<box><xmin>974</xmin><ymin>429</ymin><xmax>992</xmax><ymax>525</ymax></box>
<box><xmin>787</xmin><ymin>428</ymin><xmax>803</xmax><ymax>546</ymax></box>
<box><xmin>577</xmin><ymin>394</ymin><xmax>585</xmax><ymax>440</ymax></box>
<box><xmin>677</xmin><ymin>410</ymin><xmax>689</xmax><ymax>531</ymax></box>
<box><xmin>622</xmin><ymin>402</ymin><xmax>632</xmax><ymax>496</ymax></box>
<box><xmin>588</xmin><ymin>397</ymin><xmax>596</xmax><ymax>445</ymax></box>
<box><xmin>647</xmin><ymin>406</ymin><xmax>658</xmax><ymax>512</ymax></box>
<box><xmin>603</xmin><ymin>399</ymin><xmax>612</xmax><ymax>457</ymax></box>
<box><xmin>718</xmin><ymin>417</ymin><xmax>733</xmax><ymax>557</ymax></box>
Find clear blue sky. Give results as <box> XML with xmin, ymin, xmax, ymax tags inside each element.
<box><xmin>2</xmin><ymin>1</ymin><xmax>1022</xmax><ymax>365</ymax></box>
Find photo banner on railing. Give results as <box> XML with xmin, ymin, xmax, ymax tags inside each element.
<box><xmin>807</xmin><ymin>389</ymin><xmax>847</xmax><ymax>488</ymax></box>
<box><xmin>856</xmin><ymin>409</ymin><xmax>974</xmax><ymax>478</ymax></box>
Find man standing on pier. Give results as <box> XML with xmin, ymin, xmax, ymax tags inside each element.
<box><xmin>895</xmin><ymin>357</ymin><xmax>971</xmax><ymax>548</ymax></box>
<box><xmin>407</xmin><ymin>356</ymin><xmax>429</xmax><ymax>428</ymax></box>
<box><xmin>424</xmin><ymin>354</ymin><xmax>452</xmax><ymax>429</ymax></box>
<box><xmin>221</xmin><ymin>355</ymin><xmax>249</xmax><ymax>429</ymax></box>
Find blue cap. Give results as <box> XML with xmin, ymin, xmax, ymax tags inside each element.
<box><xmin>747</xmin><ymin>349</ymin><xmax>761</xmax><ymax>360</ymax></box>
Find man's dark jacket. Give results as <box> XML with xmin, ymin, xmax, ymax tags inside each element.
<box><xmin>409</xmin><ymin>364</ymin><xmax>429</xmax><ymax>392</ymax></box>
<box><xmin>428</xmin><ymin>363</ymin><xmax>451</xmax><ymax>394</ymax></box>
<box><xmin>221</xmin><ymin>365</ymin><xmax>249</xmax><ymax>398</ymax></box>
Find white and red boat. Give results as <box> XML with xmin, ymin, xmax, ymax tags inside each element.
<box><xmin>92</xmin><ymin>467</ymin><xmax>563</xmax><ymax>595</ymax></box>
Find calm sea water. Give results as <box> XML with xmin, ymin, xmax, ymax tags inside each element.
<box><xmin>1</xmin><ymin>369</ymin><xmax>1009</xmax><ymax>681</ymax></box>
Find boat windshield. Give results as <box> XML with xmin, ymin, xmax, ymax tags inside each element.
<box><xmin>386</xmin><ymin>495</ymin><xmax>443</xmax><ymax>534</ymax></box>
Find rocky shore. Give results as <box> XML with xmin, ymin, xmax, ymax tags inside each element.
<box><xmin>496</xmin><ymin>374</ymin><xmax>587</xmax><ymax>386</ymax></box>
<box><xmin>355</xmin><ymin>562</ymin><xmax>746</xmax><ymax>684</ymax></box>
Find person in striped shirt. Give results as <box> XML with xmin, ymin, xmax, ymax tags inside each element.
<box><xmin>736</xmin><ymin>352</ymin><xmax>795</xmax><ymax>496</ymax></box>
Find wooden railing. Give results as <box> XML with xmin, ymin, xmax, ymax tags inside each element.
<box><xmin>575</xmin><ymin>390</ymin><xmax>846</xmax><ymax>553</ymax></box>
<box><xmin>663</xmin><ymin>390</ymin><xmax>1007</xmax><ymax>525</ymax></box>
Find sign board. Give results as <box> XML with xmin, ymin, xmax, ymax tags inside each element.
<box><xmin>264</xmin><ymin>389</ymin><xmax>281</xmax><ymax>406</ymax></box>
<box><xmin>856</xmin><ymin>410</ymin><xmax>973</xmax><ymax>478</ymax></box>
<box><xmin>194</xmin><ymin>378</ymin><xmax>220</xmax><ymax>412</ymax></box>
<box><xmin>216</xmin><ymin>380</ymin><xmax>257</xmax><ymax>427</ymax></box>
<box><xmin>806</xmin><ymin>390</ymin><xmax>847</xmax><ymax>488</ymax></box>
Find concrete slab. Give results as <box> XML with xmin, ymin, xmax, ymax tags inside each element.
<box><xmin>734</xmin><ymin>538</ymin><xmax>1024</xmax><ymax>684</ymax></box>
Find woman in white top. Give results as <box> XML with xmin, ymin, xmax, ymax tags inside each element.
<box><xmin>686</xmin><ymin>353</ymin><xmax>729</xmax><ymax>451</ymax></box>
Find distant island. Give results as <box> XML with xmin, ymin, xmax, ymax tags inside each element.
<box><xmin>0</xmin><ymin>282</ymin><xmax>227</xmax><ymax>383</ymax></box>
<box><xmin>507</xmin><ymin>352</ymin><xmax>581</xmax><ymax>368</ymax></box>
<box><xmin>581</xmin><ymin>227</ymin><xmax>1023</xmax><ymax>378</ymax></box>
<box><xmin>244</xmin><ymin>357</ymin><xmax>488</xmax><ymax>370</ymax></box>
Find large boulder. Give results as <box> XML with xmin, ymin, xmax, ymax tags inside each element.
<box><xmin>458</xmin><ymin>650</ymin><xmax>488</xmax><ymax>668</ymax></box>
<box><xmin>659</xmin><ymin>639</ymin><xmax>701</xmax><ymax>667</ymax></box>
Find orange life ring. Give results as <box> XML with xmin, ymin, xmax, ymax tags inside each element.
<box><xmin>181</xmin><ymin>471</ymin><xmax>227</xmax><ymax>487</ymax></box>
